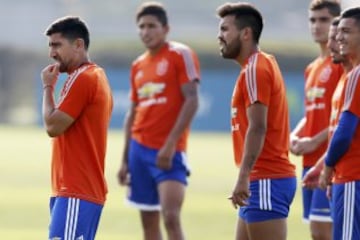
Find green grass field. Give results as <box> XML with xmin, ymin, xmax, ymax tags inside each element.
<box><xmin>0</xmin><ymin>125</ymin><xmax>309</xmax><ymax>239</ymax></box>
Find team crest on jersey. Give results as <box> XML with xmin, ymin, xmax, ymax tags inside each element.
<box><xmin>319</xmin><ymin>65</ymin><xmax>332</xmax><ymax>83</ymax></box>
<box><xmin>156</xmin><ymin>58</ymin><xmax>169</xmax><ymax>76</ymax></box>
<box><xmin>135</xmin><ymin>70</ymin><xmax>144</xmax><ymax>81</ymax></box>
<box><xmin>137</xmin><ymin>82</ymin><xmax>166</xmax><ymax>99</ymax></box>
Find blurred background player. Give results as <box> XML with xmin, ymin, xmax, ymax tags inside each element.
<box><xmin>41</xmin><ymin>16</ymin><xmax>113</xmax><ymax>240</ymax></box>
<box><xmin>117</xmin><ymin>2</ymin><xmax>200</xmax><ymax>240</ymax></box>
<box><xmin>303</xmin><ymin>16</ymin><xmax>353</xmax><ymax>190</ymax></box>
<box><xmin>319</xmin><ymin>7</ymin><xmax>360</xmax><ymax>240</ymax></box>
<box><xmin>217</xmin><ymin>2</ymin><xmax>296</xmax><ymax>240</ymax></box>
<box><xmin>289</xmin><ymin>1</ymin><xmax>341</xmax><ymax>239</ymax></box>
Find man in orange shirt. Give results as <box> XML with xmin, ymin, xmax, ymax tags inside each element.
<box><xmin>41</xmin><ymin>16</ymin><xmax>113</xmax><ymax>240</ymax></box>
<box><xmin>117</xmin><ymin>2</ymin><xmax>200</xmax><ymax>240</ymax></box>
<box><xmin>319</xmin><ymin>7</ymin><xmax>360</xmax><ymax>240</ymax></box>
<box><xmin>216</xmin><ymin>2</ymin><xmax>296</xmax><ymax>240</ymax></box>
<box><xmin>302</xmin><ymin>16</ymin><xmax>353</xmax><ymax>190</ymax></box>
<box><xmin>289</xmin><ymin>1</ymin><xmax>341</xmax><ymax>239</ymax></box>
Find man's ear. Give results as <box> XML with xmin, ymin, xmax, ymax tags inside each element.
<box><xmin>74</xmin><ymin>38</ymin><xmax>85</xmax><ymax>50</ymax></box>
<box><xmin>240</xmin><ymin>26</ymin><xmax>252</xmax><ymax>41</ymax></box>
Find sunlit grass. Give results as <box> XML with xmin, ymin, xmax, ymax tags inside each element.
<box><xmin>0</xmin><ymin>125</ymin><xmax>308</xmax><ymax>240</ymax></box>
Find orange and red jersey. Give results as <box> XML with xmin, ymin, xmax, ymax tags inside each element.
<box><xmin>231</xmin><ymin>51</ymin><xmax>296</xmax><ymax>181</ymax></box>
<box><xmin>130</xmin><ymin>41</ymin><xmax>200</xmax><ymax>151</ymax></box>
<box><xmin>329</xmin><ymin>66</ymin><xmax>360</xmax><ymax>183</ymax></box>
<box><xmin>301</xmin><ymin>57</ymin><xmax>343</xmax><ymax>167</ymax></box>
<box><xmin>52</xmin><ymin>63</ymin><xmax>113</xmax><ymax>205</ymax></box>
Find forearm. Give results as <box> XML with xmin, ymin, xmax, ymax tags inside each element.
<box><xmin>165</xmin><ymin>96</ymin><xmax>198</xmax><ymax>145</ymax></box>
<box><xmin>311</xmin><ymin>128</ymin><xmax>329</xmax><ymax>147</ymax></box>
<box><xmin>42</xmin><ymin>86</ymin><xmax>56</xmax><ymax>131</ymax></box>
<box><xmin>239</xmin><ymin>125</ymin><xmax>266</xmax><ymax>178</ymax></box>
<box><xmin>122</xmin><ymin>107</ymin><xmax>135</xmax><ymax>164</ymax></box>
<box><xmin>291</xmin><ymin>117</ymin><xmax>306</xmax><ymax>138</ymax></box>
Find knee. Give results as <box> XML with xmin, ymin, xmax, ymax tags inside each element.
<box><xmin>162</xmin><ymin>210</ymin><xmax>181</xmax><ymax>229</ymax></box>
<box><xmin>311</xmin><ymin>231</ymin><xmax>331</xmax><ymax>240</ymax></box>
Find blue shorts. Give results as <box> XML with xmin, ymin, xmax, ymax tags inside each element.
<box><xmin>49</xmin><ymin>197</ymin><xmax>103</xmax><ymax>240</ymax></box>
<box><xmin>302</xmin><ymin>167</ymin><xmax>332</xmax><ymax>222</ymax></box>
<box><xmin>127</xmin><ymin>139</ymin><xmax>189</xmax><ymax>210</ymax></box>
<box><xmin>332</xmin><ymin>181</ymin><xmax>360</xmax><ymax>240</ymax></box>
<box><xmin>239</xmin><ymin>177</ymin><xmax>296</xmax><ymax>223</ymax></box>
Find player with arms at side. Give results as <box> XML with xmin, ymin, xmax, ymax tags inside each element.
<box><xmin>216</xmin><ymin>2</ymin><xmax>296</xmax><ymax>240</ymax></box>
<box><xmin>319</xmin><ymin>7</ymin><xmax>360</xmax><ymax>240</ymax></box>
<box><xmin>41</xmin><ymin>16</ymin><xmax>113</xmax><ymax>240</ymax></box>
<box><xmin>289</xmin><ymin>1</ymin><xmax>341</xmax><ymax>239</ymax></box>
<box><xmin>117</xmin><ymin>2</ymin><xmax>200</xmax><ymax>240</ymax></box>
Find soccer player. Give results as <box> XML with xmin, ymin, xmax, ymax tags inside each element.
<box><xmin>41</xmin><ymin>16</ymin><xmax>113</xmax><ymax>240</ymax></box>
<box><xmin>216</xmin><ymin>3</ymin><xmax>296</xmax><ymax>240</ymax></box>
<box><xmin>319</xmin><ymin>7</ymin><xmax>360</xmax><ymax>240</ymax></box>
<box><xmin>303</xmin><ymin>17</ymin><xmax>353</xmax><ymax>190</ymax></box>
<box><xmin>117</xmin><ymin>2</ymin><xmax>200</xmax><ymax>240</ymax></box>
<box><xmin>289</xmin><ymin>1</ymin><xmax>341</xmax><ymax>239</ymax></box>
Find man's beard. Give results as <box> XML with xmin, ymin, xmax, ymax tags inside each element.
<box><xmin>220</xmin><ymin>39</ymin><xmax>241</xmax><ymax>59</ymax></box>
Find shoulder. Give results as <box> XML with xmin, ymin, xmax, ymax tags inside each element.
<box><xmin>248</xmin><ymin>51</ymin><xmax>276</xmax><ymax>72</ymax></box>
<box><xmin>132</xmin><ymin>52</ymin><xmax>147</xmax><ymax>67</ymax></box>
<box><xmin>167</xmin><ymin>41</ymin><xmax>196</xmax><ymax>58</ymax></box>
<box><xmin>348</xmin><ymin>65</ymin><xmax>360</xmax><ymax>82</ymax></box>
<box><xmin>305</xmin><ymin>57</ymin><xmax>320</xmax><ymax>72</ymax></box>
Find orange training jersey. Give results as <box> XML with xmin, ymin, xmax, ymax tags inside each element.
<box><xmin>329</xmin><ymin>66</ymin><xmax>360</xmax><ymax>183</ymax></box>
<box><xmin>302</xmin><ymin>56</ymin><xmax>343</xmax><ymax>167</ymax></box>
<box><xmin>52</xmin><ymin>63</ymin><xmax>113</xmax><ymax>205</ymax></box>
<box><xmin>130</xmin><ymin>41</ymin><xmax>200</xmax><ymax>151</ymax></box>
<box><xmin>231</xmin><ymin>51</ymin><xmax>296</xmax><ymax>181</ymax></box>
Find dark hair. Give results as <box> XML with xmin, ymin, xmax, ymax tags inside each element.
<box><xmin>136</xmin><ymin>1</ymin><xmax>168</xmax><ymax>26</ymax></box>
<box><xmin>216</xmin><ymin>2</ymin><xmax>263</xmax><ymax>43</ymax></box>
<box><xmin>331</xmin><ymin>16</ymin><xmax>341</xmax><ymax>26</ymax></box>
<box><xmin>341</xmin><ymin>7</ymin><xmax>360</xmax><ymax>29</ymax></box>
<box><xmin>45</xmin><ymin>16</ymin><xmax>90</xmax><ymax>50</ymax></box>
<box><xmin>310</xmin><ymin>0</ymin><xmax>341</xmax><ymax>17</ymax></box>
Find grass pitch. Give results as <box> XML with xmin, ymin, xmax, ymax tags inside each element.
<box><xmin>0</xmin><ymin>125</ymin><xmax>309</xmax><ymax>239</ymax></box>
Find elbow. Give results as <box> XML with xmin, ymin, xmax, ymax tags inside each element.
<box><xmin>45</xmin><ymin>125</ymin><xmax>62</xmax><ymax>138</ymax></box>
<box><xmin>250</xmin><ymin>123</ymin><xmax>267</xmax><ymax>136</ymax></box>
<box><xmin>192</xmin><ymin>96</ymin><xmax>199</xmax><ymax>111</ymax></box>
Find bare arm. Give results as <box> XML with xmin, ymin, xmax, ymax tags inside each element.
<box><xmin>121</xmin><ymin>102</ymin><xmax>136</xmax><ymax>165</ymax></box>
<box><xmin>230</xmin><ymin>102</ymin><xmax>267</xmax><ymax>208</ymax></box>
<box><xmin>239</xmin><ymin>103</ymin><xmax>267</xmax><ymax>177</ymax></box>
<box><xmin>41</xmin><ymin>64</ymin><xmax>74</xmax><ymax>137</ymax></box>
<box><xmin>156</xmin><ymin>80</ymin><xmax>199</xmax><ymax>169</ymax></box>
<box><xmin>293</xmin><ymin>127</ymin><xmax>329</xmax><ymax>155</ymax></box>
<box><xmin>117</xmin><ymin>102</ymin><xmax>136</xmax><ymax>185</ymax></box>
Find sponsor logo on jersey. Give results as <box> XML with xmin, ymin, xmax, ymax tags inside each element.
<box><xmin>306</xmin><ymin>87</ymin><xmax>326</xmax><ymax>102</ymax></box>
<box><xmin>231</xmin><ymin>107</ymin><xmax>237</xmax><ymax>118</ymax></box>
<box><xmin>137</xmin><ymin>82</ymin><xmax>165</xmax><ymax>99</ymax></box>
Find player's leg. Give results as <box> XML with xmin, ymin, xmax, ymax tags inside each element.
<box><xmin>48</xmin><ymin>197</ymin><xmax>103</xmax><ymax>240</ymax></box>
<box><xmin>155</xmin><ymin>151</ymin><xmax>189</xmax><ymax>240</ymax></box>
<box><xmin>332</xmin><ymin>181</ymin><xmax>360</xmax><ymax>240</ymax></box>
<box><xmin>140</xmin><ymin>210</ymin><xmax>163</xmax><ymax>240</ymax></box>
<box><xmin>240</xmin><ymin>177</ymin><xmax>296</xmax><ymax>240</ymax></box>
<box><xmin>302</xmin><ymin>167</ymin><xmax>314</xmax><ymax>223</ymax></box>
<box><xmin>127</xmin><ymin>140</ymin><xmax>162</xmax><ymax>240</ymax></box>
<box><xmin>235</xmin><ymin>217</ymin><xmax>250</xmax><ymax>240</ymax></box>
<box><xmin>309</xmin><ymin>188</ymin><xmax>332</xmax><ymax>240</ymax></box>
<box><xmin>158</xmin><ymin>180</ymin><xmax>185</xmax><ymax>240</ymax></box>
<box><xmin>248</xmin><ymin>218</ymin><xmax>287</xmax><ymax>240</ymax></box>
